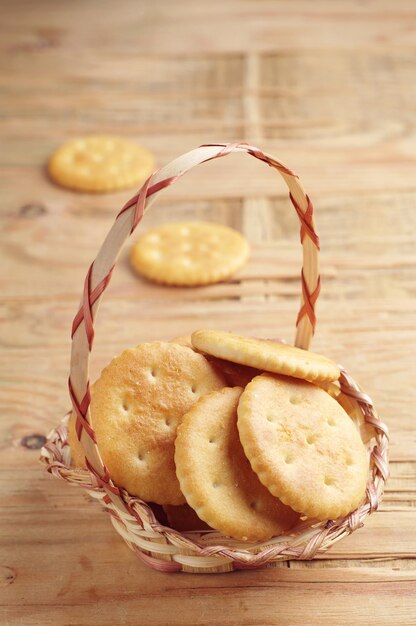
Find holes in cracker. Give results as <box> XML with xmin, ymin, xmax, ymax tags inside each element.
<box><xmin>266</xmin><ymin>414</ymin><xmax>274</xmax><ymax>423</ymax></box>
<box><xmin>250</xmin><ymin>500</ymin><xmax>259</xmax><ymax>511</ymax></box>
<box><xmin>209</xmin><ymin>437</ymin><xmax>216</xmax><ymax>444</ymax></box>
<box><xmin>324</xmin><ymin>476</ymin><xmax>334</xmax><ymax>486</ymax></box>
<box><xmin>290</xmin><ymin>395</ymin><xmax>302</xmax><ymax>405</ymax></box>
<box><xmin>306</xmin><ymin>434</ymin><xmax>316</xmax><ymax>445</ymax></box>
<box><xmin>149</xmin><ymin>368</ymin><xmax>157</xmax><ymax>379</ymax></box>
<box><xmin>191</xmin><ymin>384</ymin><xmax>198</xmax><ymax>394</ymax></box>
<box><xmin>138</xmin><ymin>452</ymin><xmax>144</xmax><ymax>462</ymax></box>
<box><xmin>327</xmin><ymin>417</ymin><xmax>336</xmax><ymax>426</ymax></box>
<box><xmin>164</xmin><ymin>418</ymin><xmax>171</xmax><ymax>428</ymax></box>
<box><xmin>284</xmin><ymin>454</ymin><xmax>294</xmax><ymax>464</ymax></box>
<box><xmin>212</xmin><ymin>481</ymin><xmax>220</xmax><ymax>488</ymax></box>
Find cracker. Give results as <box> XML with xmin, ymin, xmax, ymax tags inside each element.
<box><xmin>130</xmin><ymin>221</ymin><xmax>250</xmax><ymax>286</ymax></box>
<box><xmin>237</xmin><ymin>374</ymin><xmax>368</xmax><ymax>520</ymax></box>
<box><xmin>48</xmin><ymin>136</ymin><xmax>154</xmax><ymax>192</ymax></box>
<box><xmin>68</xmin><ymin>342</ymin><xmax>226</xmax><ymax>504</ymax></box>
<box><xmin>169</xmin><ymin>334</ymin><xmax>257</xmax><ymax>387</ymax></box>
<box><xmin>319</xmin><ymin>381</ymin><xmax>376</xmax><ymax>444</ymax></box>
<box><xmin>175</xmin><ymin>387</ymin><xmax>300</xmax><ymax>541</ymax></box>
<box><xmin>164</xmin><ymin>504</ymin><xmax>211</xmax><ymax>532</ymax></box>
<box><xmin>192</xmin><ymin>329</ymin><xmax>340</xmax><ymax>383</ymax></box>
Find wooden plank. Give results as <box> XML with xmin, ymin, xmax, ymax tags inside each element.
<box><xmin>4</xmin><ymin>588</ymin><xmax>416</xmax><ymax>626</ymax></box>
<box><xmin>1</xmin><ymin>473</ymin><xmax>415</xmax><ymax>625</ymax></box>
<box><xmin>2</xmin><ymin>0</ymin><xmax>416</xmax><ymax>56</ymax></box>
<box><xmin>1</xmin><ymin>0</ymin><xmax>416</xmax><ymax>623</ymax></box>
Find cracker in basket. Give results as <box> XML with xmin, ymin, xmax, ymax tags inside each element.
<box><xmin>175</xmin><ymin>387</ymin><xmax>300</xmax><ymax>541</ymax></box>
<box><xmin>48</xmin><ymin>136</ymin><xmax>154</xmax><ymax>192</ymax></box>
<box><xmin>169</xmin><ymin>335</ymin><xmax>259</xmax><ymax>388</ymax></box>
<box><xmin>237</xmin><ymin>374</ymin><xmax>368</xmax><ymax>520</ymax></box>
<box><xmin>320</xmin><ymin>381</ymin><xmax>376</xmax><ymax>444</ymax></box>
<box><xmin>130</xmin><ymin>221</ymin><xmax>250</xmax><ymax>286</ymax></box>
<box><xmin>192</xmin><ymin>329</ymin><xmax>340</xmax><ymax>383</ymax></box>
<box><xmin>68</xmin><ymin>342</ymin><xmax>226</xmax><ymax>504</ymax></box>
<box><xmin>164</xmin><ymin>504</ymin><xmax>211</xmax><ymax>532</ymax></box>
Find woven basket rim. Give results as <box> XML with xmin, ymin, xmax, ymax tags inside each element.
<box><xmin>41</xmin><ymin>364</ymin><xmax>389</xmax><ymax>569</ymax></box>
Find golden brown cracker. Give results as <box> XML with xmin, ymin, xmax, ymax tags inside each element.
<box><xmin>319</xmin><ymin>381</ymin><xmax>376</xmax><ymax>444</ymax></box>
<box><xmin>170</xmin><ymin>334</ymin><xmax>259</xmax><ymax>386</ymax></box>
<box><xmin>130</xmin><ymin>221</ymin><xmax>250</xmax><ymax>286</ymax></box>
<box><xmin>48</xmin><ymin>136</ymin><xmax>154</xmax><ymax>192</ymax></box>
<box><xmin>237</xmin><ymin>374</ymin><xmax>368</xmax><ymax>520</ymax></box>
<box><xmin>68</xmin><ymin>342</ymin><xmax>226</xmax><ymax>504</ymax></box>
<box><xmin>192</xmin><ymin>330</ymin><xmax>340</xmax><ymax>383</ymax></box>
<box><xmin>175</xmin><ymin>387</ymin><xmax>300</xmax><ymax>540</ymax></box>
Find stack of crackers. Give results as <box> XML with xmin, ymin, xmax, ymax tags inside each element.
<box><xmin>69</xmin><ymin>330</ymin><xmax>370</xmax><ymax>542</ymax></box>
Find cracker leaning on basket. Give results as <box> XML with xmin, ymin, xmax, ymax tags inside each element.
<box><xmin>41</xmin><ymin>142</ymin><xmax>389</xmax><ymax>573</ymax></box>
<box><xmin>237</xmin><ymin>373</ymin><xmax>368</xmax><ymax>520</ymax></box>
<box><xmin>68</xmin><ymin>341</ymin><xmax>226</xmax><ymax>504</ymax></box>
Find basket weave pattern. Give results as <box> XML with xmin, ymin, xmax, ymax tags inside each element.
<box><xmin>41</xmin><ymin>143</ymin><xmax>389</xmax><ymax>573</ymax></box>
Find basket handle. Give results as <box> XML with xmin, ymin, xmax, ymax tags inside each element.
<box><xmin>69</xmin><ymin>142</ymin><xmax>320</xmax><ymax>506</ymax></box>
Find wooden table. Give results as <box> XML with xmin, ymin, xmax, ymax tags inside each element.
<box><xmin>1</xmin><ymin>1</ymin><xmax>416</xmax><ymax>624</ymax></box>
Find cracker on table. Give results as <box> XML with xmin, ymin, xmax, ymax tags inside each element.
<box><xmin>68</xmin><ymin>342</ymin><xmax>226</xmax><ymax>504</ymax></box>
<box><xmin>237</xmin><ymin>374</ymin><xmax>368</xmax><ymax>520</ymax></box>
<box><xmin>175</xmin><ymin>386</ymin><xmax>300</xmax><ymax>541</ymax></box>
<box><xmin>192</xmin><ymin>329</ymin><xmax>340</xmax><ymax>383</ymax></box>
<box><xmin>130</xmin><ymin>221</ymin><xmax>250</xmax><ymax>286</ymax></box>
<box><xmin>48</xmin><ymin>136</ymin><xmax>154</xmax><ymax>192</ymax></box>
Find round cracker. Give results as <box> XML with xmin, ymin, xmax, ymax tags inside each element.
<box><xmin>130</xmin><ymin>221</ymin><xmax>250</xmax><ymax>286</ymax></box>
<box><xmin>192</xmin><ymin>329</ymin><xmax>340</xmax><ymax>383</ymax></box>
<box><xmin>175</xmin><ymin>387</ymin><xmax>300</xmax><ymax>541</ymax></box>
<box><xmin>48</xmin><ymin>136</ymin><xmax>154</xmax><ymax>192</ymax></box>
<box><xmin>237</xmin><ymin>374</ymin><xmax>368</xmax><ymax>520</ymax></box>
<box><xmin>68</xmin><ymin>342</ymin><xmax>226</xmax><ymax>504</ymax></box>
<box><xmin>169</xmin><ymin>335</ymin><xmax>259</xmax><ymax>388</ymax></box>
<box><xmin>319</xmin><ymin>381</ymin><xmax>376</xmax><ymax>444</ymax></box>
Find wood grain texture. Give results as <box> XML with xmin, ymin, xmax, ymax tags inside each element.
<box><xmin>1</xmin><ymin>0</ymin><xmax>415</xmax><ymax>624</ymax></box>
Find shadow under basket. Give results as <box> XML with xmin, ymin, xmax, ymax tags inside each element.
<box><xmin>40</xmin><ymin>142</ymin><xmax>389</xmax><ymax>574</ymax></box>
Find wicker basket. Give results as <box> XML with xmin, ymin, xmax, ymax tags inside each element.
<box><xmin>41</xmin><ymin>142</ymin><xmax>389</xmax><ymax>574</ymax></box>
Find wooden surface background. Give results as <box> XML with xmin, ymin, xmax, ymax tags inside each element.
<box><xmin>1</xmin><ymin>1</ymin><xmax>416</xmax><ymax>624</ymax></box>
